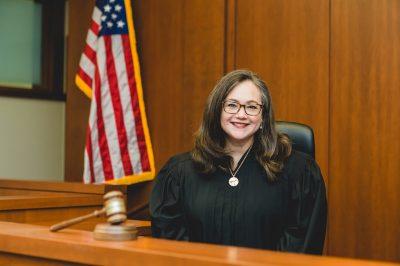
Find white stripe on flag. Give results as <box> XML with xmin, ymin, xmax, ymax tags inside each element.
<box><xmin>89</xmin><ymin>90</ymin><xmax>106</xmax><ymax>183</ymax></box>
<box><xmin>86</xmin><ymin>30</ymin><xmax>98</xmax><ymax>51</ymax></box>
<box><xmin>83</xmin><ymin>78</ymin><xmax>106</xmax><ymax>183</ymax></box>
<box><xmin>111</xmin><ymin>35</ymin><xmax>143</xmax><ymax>175</ymax></box>
<box><xmin>92</xmin><ymin>125</ymin><xmax>106</xmax><ymax>183</ymax></box>
<box><xmin>97</xmin><ymin>37</ymin><xmax>124</xmax><ymax>179</ymax></box>
<box><xmin>79</xmin><ymin>53</ymin><xmax>95</xmax><ymax>78</ymax></box>
<box><xmin>92</xmin><ymin>7</ymin><xmax>102</xmax><ymax>24</ymax></box>
<box><xmin>83</xmin><ymin>149</ymin><xmax>91</xmax><ymax>183</ymax></box>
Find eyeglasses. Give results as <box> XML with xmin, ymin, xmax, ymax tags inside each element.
<box><xmin>222</xmin><ymin>101</ymin><xmax>263</xmax><ymax>116</ymax></box>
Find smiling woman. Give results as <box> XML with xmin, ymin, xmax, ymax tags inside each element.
<box><xmin>150</xmin><ymin>70</ymin><xmax>327</xmax><ymax>254</ymax></box>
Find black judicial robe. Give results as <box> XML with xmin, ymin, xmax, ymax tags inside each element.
<box><xmin>150</xmin><ymin>149</ymin><xmax>327</xmax><ymax>254</ymax></box>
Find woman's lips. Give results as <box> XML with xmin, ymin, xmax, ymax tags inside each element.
<box><xmin>231</xmin><ymin>122</ymin><xmax>249</xmax><ymax>128</ymax></box>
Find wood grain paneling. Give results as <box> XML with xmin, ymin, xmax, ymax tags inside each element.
<box><xmin>234</xmin><ymin>0</ymin><xmax>330</xmax><ymax>180</ymax></box>
<box><xmin>132</xmin><ymin>0</ymin><xmax>226</xmax><ymax>170</ymax></box>
<box><xmin>329</xmin><ymin>0</ymin><xmax>400</xmax><ymax>262</ymax></box>
<box><xmin>224</xmin><ymin>0</ymin><xmax>237</xmax><ymax>73</ymax></box>
<box><xmin>65</xmin><ymin>0</ymin><xmax>94</xmax><ymax>182</ymax></box>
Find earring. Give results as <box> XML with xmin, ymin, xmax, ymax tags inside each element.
<box><xmin>259</xmin><ymin>126</ymin><xmax>263</xmax><ymax>130</ymax></box>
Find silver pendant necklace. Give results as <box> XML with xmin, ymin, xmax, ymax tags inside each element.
<box><xmin>228</xmin><ymin>144</ymin><xmax>253</xmax><ymax>187</ymax></box>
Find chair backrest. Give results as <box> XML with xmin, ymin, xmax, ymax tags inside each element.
<box><xmin>275</xmin><ymin>121</ymin><xmax>315</xmax><ymax>158</ymax></box>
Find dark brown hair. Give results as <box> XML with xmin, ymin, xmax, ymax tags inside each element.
<box><xmin>191</xmin><ymin>69</ymin><xmax>291</xmax><ymax>181</ymax></box>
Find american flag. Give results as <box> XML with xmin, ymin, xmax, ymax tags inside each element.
<box><xmin>75</xmin><ymin>0</ymin><xmax>155</xmax><ymax>184</ymax></box>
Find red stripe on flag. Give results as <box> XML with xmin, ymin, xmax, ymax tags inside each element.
<box><xmin>121</xmin><ymin>35</ymin><xmax>150</xmax><ymax>171</ymax></box>
<box><xmin>84</xmin><ymin>44</ymin><xmax>96</xmax><ymax>65</ymax></box>
<box><xmin>104</xmin><ymin>36</ymin><xmax>134</xmax><ymax>176</ymax></box>
<box><xmin>94</xmin><ymin>65</ymin><xmax>114</xmax><ymax>180</ymax></box>
<box><xmin>85</xmin><ymin>126</ymin><xmax>95</xmax><ymax>183</ymax></box>
<box><xmin>91</xmin><ymin>21</ymin><xmax>100</xmax><ymax>35</ymax></box>
<box><xmin>77</xmin><ymin>67</ymin><xmax>93</xmax><ymax>87</ymax></box>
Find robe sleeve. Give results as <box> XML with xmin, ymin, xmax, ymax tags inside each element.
<box><xmin>149</xmin><ymin>157</ymin><xmax>188</xmax><ymax>240</ymax></box>
<box><xmin>277</xmin><ymin>156</ymin><xmax>327</xmax><ymax>254</ymax></box>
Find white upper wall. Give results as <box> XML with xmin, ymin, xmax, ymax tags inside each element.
<box><xmin>0</xmin><ymin>97</ymin><xmax>65</xmax><ymax>181</ymax></box>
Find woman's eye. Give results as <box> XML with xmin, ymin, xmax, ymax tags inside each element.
<box><xmin>247</xmin><ymin>105</ymin><xmax>258</xmax><ymax>110</ymax></box>
<box><xmin>227</xmin><ymin>103</ymin><xmax>237</xmax><ymax>108</ymax></box>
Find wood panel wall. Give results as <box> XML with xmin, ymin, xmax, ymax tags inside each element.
<box><xmin>329</xmin><ymin>0</ymin><xmax>400</xmax><ymax>261</ymax></box>
<box><xmin>132</xmin><ymin>0</ymin><xmax>226</xmax><ymax>170</ymax></box>
<box><xmin>65</xmin><ymin>0</ymin><xmax>94</xmax><ymax>181</ymax></box>
<box><xmin>234</xmin><ymin>0</ymin><xmax>330</xmax><ymax>180</ymax></box>
<box><xmin>65</xmin><ymin>0</ymin><xmax>400</xmax><ymax>262</ymax></box>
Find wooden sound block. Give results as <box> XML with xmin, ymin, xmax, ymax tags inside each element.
<box><xmin>93</xmin><ymin>222</ymin><xmax>138</xmax><ymax>241</ymax></box>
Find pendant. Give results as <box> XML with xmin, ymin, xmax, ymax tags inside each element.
<box><xmin>228</xmin><ymin>176</ymin><xmax>239</xmax><ymax>187</ymax></box>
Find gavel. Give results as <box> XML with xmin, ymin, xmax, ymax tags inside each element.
<box><xmin>50</xmin><ymin>190</ymin><xmax>126</xmax><ymax>232</ymax></box>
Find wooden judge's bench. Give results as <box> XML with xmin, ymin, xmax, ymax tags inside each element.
<box><xmin>0</xmin><ymin>179</ymin><xmax>397</xmax><ymax>266</ymax></box>
<box><xmin>0</xmin><ymin>179</ymin><xmax>151</xmax><ymax>231</ymax></box>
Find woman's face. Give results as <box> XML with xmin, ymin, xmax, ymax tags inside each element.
<box><xmin>220</xmin><ymin>80</ymin><xmax>263</xmax><ymax>146</ymax></box>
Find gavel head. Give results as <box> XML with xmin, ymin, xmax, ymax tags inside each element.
<box><xmin>103</xmin><ymin>191</ymin><xmax>127</xmax><ymax>224</ymax></box>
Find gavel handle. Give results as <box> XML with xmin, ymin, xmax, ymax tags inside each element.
<box><xmin>50</xmin><ymin>208</ymin><xmax>106</xmax><ymax>232</ymax></box>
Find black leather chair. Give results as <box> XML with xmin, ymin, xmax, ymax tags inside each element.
<box><xmin>275</xmin><ymin>121</ymin><xmax>315</xmax><ymax>158</ymax></box>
